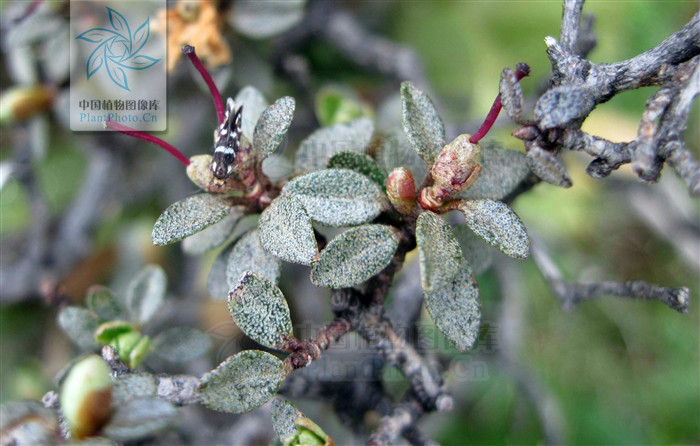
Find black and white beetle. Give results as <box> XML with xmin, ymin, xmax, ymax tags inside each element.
<box><xmin>211</xmin><ymin>98</ymin><xmax>244</xmax><ymax>180</ymax></box>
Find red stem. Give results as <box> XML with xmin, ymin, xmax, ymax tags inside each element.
<box><xmin>105</xmin><ymin>118</ymin><xmax>190</xmax><ymax>166</ymax></box>
<box><xmin>182</xmin><ymin>45</ymin><xmax>225</xmax><ymax>125</ymax></box>
<box><xmin>470</xmin><ymin>63</ymin><xmax>530</xmax><ymax>144</ymax></box>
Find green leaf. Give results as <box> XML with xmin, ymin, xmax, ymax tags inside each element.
<box><xmin>315</xmin><ymin>86</ymin><xmax>369</xmax><ymax>126</ymax></box>
<box><xmin>378</xmin><ymin>128</ymin><xmax>427</xmax><ymax>186</ymax></box>
<box><xmin>226</xmin><ymin>229</ymin><xmax>282</xmax><ymax>288</ymax></box>
<box><xmin>400</xmin><ymin>81</ymin><xmax>446</xmax><ymax>164</ymax></box>
<box><xmin>151</xmin><ymin>327</ymin><xmax>211</xmax><ymax>362</ymax></box>
<box><xmin>229</xmin><ymin>0</ymin><xmax>306</xmax><ymax>39</ymax></box>
<box><xmin>259</xmin><ymin>195</ymin><xmax>318</xmax><ymax>265</ymax></box>
<box><xmin>182</xmin><ymin>209</ymin><xmax>244</xmax><ymax>255</ymax></box>
<box><xmin>197</xmin><ymin>350</ymin><xmax>286</xmax><ymax>413</ymax></box>
<box><xmin>152</xmin><ymin>194</ymin><xmax>232</xmax><ymax>246</ymax></box>
<box><xmin>234</xmin><ymin>86</ymin><xmax>268</xmax><ymax>141</ymax></box>
<box><xmin>94</xmin><ymin>321</ymin><xmax>133</xmax><ymax>344</ymax></box>
<box><xmin>58</xmin><ymin>307</ymin><xmax>100</xmax><ymax>351</ymax></box>
<box><xmin>254</xmin><ymin>96</ymin><xmax>296</xmax><ymax>161</ymax></box>
<box><xmin>416</xmin><ymin>211</ymin><xmax>463</xmax><ymax>293</ymax></box>
<box><xmin>451</xmin><ymin>225</ymin><xmax>494</xmax><ymax>275</ymax></box>
<box><xmin>311</xmin><ymin>224</ymin><xmax>398</xmax><ymax>288</ymax></box>
<box><xmin>102</xmin><ymin>398</ymin><xmax>178</xmax><ymax>442</ymax></box>
<box><xmin>328</xmin><ymin>151</ymin><xmax>387</xmax><ymax>188</ymax></box>
<box><xmin>271</xmin><ymin>398</ymin><xmax>305</xmax><ymax>443</ymax></box>
<box><xmin>459</xmin><ymin>144</ymin><xmax>530</xmax><ymax>200</ymax></box>
<box><xmin>112</xmin><ymin>373</ymin><xmax>157</xmax><ymax>406</ymax></box>
<box><xmin>458</xmin><ymin>199</ymin><xmax>530</xmax><ymax>259</ymax></box>
<box><xmin>86</xmin><ymin>286</ymin><xmax>123</xmax><ymax>321</ymax></box>
<box><xmin>283</xmin><ymin>169</ymin><xmax>383</xmax><ymax>227</ymax></box>
<box><xmin>229</xmin><ymin>272</ymin><xmax>293</xmax><ymax>349</ymax></box>
<box><xmin>424</xmin><ymin>261</ymin><xmax>481</xmax><ymax>352</ymax></box>
<box><xmin>295</xmin><ymin>117</ymin><xmax>374</xmax><ymax>173</ymax></box>
<box><xmin>125</xmin><ymin>264</ymin><xmax>166</xmax><ymax>325</ymax></box>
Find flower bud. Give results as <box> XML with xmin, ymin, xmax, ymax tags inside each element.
<box><xmin>60</xmin><ymin>355</ymin><xmax>112</xmax><ymax>439</ymax></box>
<box><xmin>187</xmin><ymin>154</ymin><xmax>214</xmax><ymax>189</ymax></box>
<box><xmin>0</xmin><ymin>85</ymin><xmax>54</xmax><ymax>125</ymax></box>
<box><xmin>430</xmin><ymin>134</ymin><xmax>481</xmax><ymax>192</ymax></box>
<box><xmin>418</xmin><ymin>134</ymin><xmax>482</xmax><ymax>211</ymax></box>
<box><xmin>386</xmin><ymin>167</ymin><xmax>416</xmax><ymax>215</ymax></box>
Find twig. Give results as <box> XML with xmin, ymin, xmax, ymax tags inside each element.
<box><xmin>518</xmin><ymin>10</ymin><xmax>700</xmax><ymax>194</ymax></box>
<box><xmin>559</xmin><ymin>0</ymin><xmax>585</xmax><ymax>54</ymax></box>
<box><xmin>367</xmin><ymin>400</ymin><xmax>436</xmax><ymax>446</ymax></box>
<box><xmin>530</xmin><ymin>236</ymin><xmax>690</xmax><ymax>313</ymax></box>
<box><xmin>101</xmin><ymin>346</ymin><xmax>201</xmax><ymax>406</ymax></box>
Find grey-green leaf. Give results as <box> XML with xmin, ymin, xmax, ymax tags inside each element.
<box><xmin>228</xmin><ymin>272</ymin><xmax>293</xmax><ymax>350</ymax></box>
<box><xmin>152</xmin><ymin>194</ymin><xmax>232</xmax><ymax>246</ymax></box>
<box><xmin>125</xmin><ymin>264</ymin><xmax>166</xmax><ymax>325</ymax></box>
<box><xmin>459</xmin><ymin>144</ymin><xmax>530</xmax><ymax>200</ymax></box>
<box><xmin>58</xmin><ymin>307</ymin><xmax>100</xmax><ymax>351</ymax></box>
<box><xmin>229</xmin><ymin>0</ymin><xmax>306</xmax><ymax>39</ymax></box>
<box><xmin>328</xmin><ymin>151</ymin><xmax>387</xmax><ymax>188</ymax></box>
<box><xmin>283</xmin><ymin>169</ymin><xmax>383</xmax><ymax>227</ymax></box>
<box><xmin>271</xmin><ymin>397</ymin><xmax>305</xmax><ymax>443</ymax></box>
<box><xmin>416</xmin><ymin>211</ymin><xmax>463</xmax><ymax>293</ymax></box>
<box><xmin>182</xmin><ymin>208</ymin><xmax>244</xmax><ymax>255</ymax></box>
<box><xmin>112</xmin><ymin>373</ymin><xmax>157</xmax><ymax>406</ymax></box>
<box><xmin>86</xmin><ymin>286</ymin><xmax>123</xmax><ymax>321</ymax></box>
<box><xmin>207</xmin><ymin>244</ymin><xmax>233</xmax><ymax>300</ymax></box>
<box><xmin>197</xmin><ymin>350</ymin><xmax>286</xmax><ymax>413</ymax></box>
<box><xmin>451</xmin><ymin>225</ymin><xmax>494</xmax><ymax>275</ymax></box>
<box><xmin>458</xmin><ymin>199</ymin><xmax>530</xmax><ymax>259</ymax></box>
<box><xmin>259</xmin><ymin>195</ymin><xmax>318</xmax><ymax>265</ymax></box>
<box><xmin>311</xmin><ymin>225</ymin><xmax>398</xmax><ymax>288</ymax></box>
<box><xmin>0</xmin><ymin>401</ymin><xmax>58</xmax><ymax>446</ymax></box>
<box><xmin>151</xmin><ymin>327</ymin><xmax>211</xmax><ymax>363</ymax></box>
<box><xmin>254</xmin><ymin>96</ymin><xmax>296</xmax><ymax>161</ymax></box>
<box><xmin>295</xmin><ymin>117</ymin><xmax>374</xmax><ymax>173</ymax></box>
<box><xmin>526</xmin><ymin>144</ymin><xmax>572</xmax><ymax>188</ymax></box>
<box><xmin>102</xmin><ymin>398</ymin><xmax>178</xmax><ymax>442</ymax></box>
<box><xmin>235</xmin><ymin>86</ymin><xmax>269</xmax><ymax>141</ymax></box>
<box><xmin>400</xmin><ymin>81</ymin><xmax>445</xmax><ymax>164</ymax></box>
<box><xmin>499</xmin><ymin>67</ymin><xmax>524</xmax><ymax>122</ymax></box>
<box><xmin>424</xmin><ymin>261</ymin><xmax>481</xmax><ymax>352</ymax></box>
<box><xmin>227</xmin><ymin>229</ymin><xmax>282</xmax><ymax>287</ymax></box>
<box><xmin>379</xmin><ymin>128</ymin><xmax>427</xmax><ymax>186</ymax></box>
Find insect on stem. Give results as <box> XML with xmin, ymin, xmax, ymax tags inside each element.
<box><xmin>105</xmin><ymin>118</ymin><xmax>190</xmax><ymax>166</ymax></box>
<box><xmin>182</xmin><ymin>45</ymin><xmax>226</xmax><ymax>125</ymax></box>
<box><xmin>469</xmin><ymin>63</ymin><xmax>531</xmax><ymax>144</ymax></box>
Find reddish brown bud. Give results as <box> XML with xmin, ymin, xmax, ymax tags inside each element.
<box><xmin>431</xmin><ymin>134</ymin><xmax>481</xmax><ymax>192</ymax></box>
<box><xmin>418</xmin><ymin>134</ymin><xmax>482</xmax><ymax>211</ymax></box>
<box><xmin>512</xmin><ymin>125</ymin><xmax>539</xmax><ymax>141</ymax></box>
<box><xmin>386</xmin><ymin>167</ymin><xmax>417</xmax><ymax>214</ymax></box>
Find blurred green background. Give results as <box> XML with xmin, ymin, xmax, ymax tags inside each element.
<box><xmin>1</xmin><ymin>1</ymin><xmax>698</xmax><ymax>445</ymax></box>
